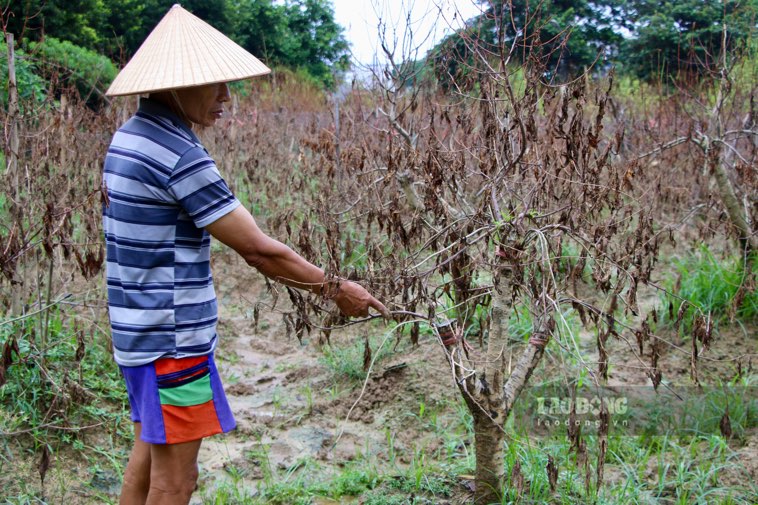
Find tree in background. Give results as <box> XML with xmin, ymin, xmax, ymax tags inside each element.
<box><xmin>432</xmin><ymin>0</ymin><xmax>628</xmax><ymax>81</ymax></box>
<box><xmin>136</xmin><ymin>0</ymin><xmax>234</xmax><ymax>55</ymax></box>
<box><xmin>279</xmin><ymin>0</ymin><xmax>349</xmax><ymax>88</ymax></box>
<box><xmin>231</xmin><ymin>0</ymin><xmax>290</xmax><ymax>64</ymax></box>
<box><xmin>618</xmin><ymin>0</ymin><xmax>758</xmax><ymax>82</ymax></box>
<box><xmin>3</xmin><ymin>0</ymin><xmax>145</xmax><ymax>59</ymax></box>
<box><xmin>233</xmin><ymin>0</ymin><xmax>349</xmax><ymax>88</ymax></box>
<box><xmin>4</xmin><ymin>0</ymin><xmax>100</xmax><ymax>49</ymax></box>
<box><xmin>429</xmin><ymin>0</ymin><xmax>757</xmax><ymax>84</ymax></box>
<box><xmin>430</xmin><ymin>25</ymin><xmax>480</xmax><ymax>92</ymax></box>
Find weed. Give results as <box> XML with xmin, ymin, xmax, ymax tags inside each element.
<box><xmin>508</xmin><ymin>301</ymin><xmax>534</xmax><ymax>341</ymax></box>
<box><xmin>660</xmin><ymin>245</ymin><xmax>757</xmax><ymax>335</ymax></box>
<box><xmin>318</xmin><ymin>332</ymin><xmax>397</xmax><ymax>382</ymax></box>
<box><xmin>0</xmin><ymin>314</ymin><xmax>127</xmax><ymax>445</ymax></box>
<box><xmin>201</xmin><ymin>478</ymin><xmax>255</xmax><ymax>505</ymax></box>
<box><xmin>246</xmin><ymin>438</ymin><xmax>274</xmax><ymax>485</ymax></box>
<box><xmin>325</xmin><ymin>383</ymin><xmax>345</xmax><ymax>401</ymax></box>
<box><xmin>362</xmin><ymin>493</ymin><xmax>432</xmax><ymax>505</ymax></box>
<box><xmin>298</xmin><ymin>384</ymin><xmax>314</xmax><ymax>415</ymax></box>
<box><xmin>312</xmin><ymin>465</ymin><xmax>381</xmax><ymax>498</ymax></box>
<box><xmin>384</xmin><ymin>427</ymin><xmax>397</xmax><ymax>467</ymax></box>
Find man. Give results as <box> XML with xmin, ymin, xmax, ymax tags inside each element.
<box><xmin>103</xmin><ymin>5</ymin><xmax>388</xmax><ymax>504</ymax></box>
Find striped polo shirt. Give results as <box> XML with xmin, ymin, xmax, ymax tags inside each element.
<box><xmin>103</xmin><ymin>98</ymin><xmax>241</xmax><ymax>367</ymax></box>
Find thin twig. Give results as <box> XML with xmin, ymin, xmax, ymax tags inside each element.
<box><xmin>0</xmin><ymin>293</ymin><xmax>72</xmax><ymax>327</ymax></box>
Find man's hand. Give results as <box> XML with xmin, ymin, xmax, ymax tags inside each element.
<box><xmin>206</xmin><ymin>207</ymin><xmax>390</xmax><ymax>319</ymax></box>
<box><xmin>332</xmin><ymin>280</ymin><xmax>390</xmax><ymax>319</ymax></box>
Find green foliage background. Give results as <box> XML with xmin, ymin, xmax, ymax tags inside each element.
<box><xmin>430</xmin><ymin>0</ymin><xmax>757</xmax><ymax>83</ymax></box>
<box><xmin>5</xmin><ymin>0</ymin><xmax>349</xmax><ymax>90</ymax></box>
<box><xmin>0</xmin><ymin>40</ymin><xmax>47</xmax><ymax>108</ymax></box>
<box><xmin>27</xmin><ymin>37</ymin><xmax>117</xmax><ymax>107</ymax></box>
<box><xmin>3</xmin><ymin>0</ymin><xmax>757</xmax><ymax>97</ymax></box>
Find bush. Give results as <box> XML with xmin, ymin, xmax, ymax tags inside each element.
<box><xmin>0</xmin><ymin>39</ymin><xmax>47</xmax><ymax>109</ymax></box>
<box><xmin>26</xmin><ymin>37</ymin><xmax>117</xmax><ymax>107</ymax></box>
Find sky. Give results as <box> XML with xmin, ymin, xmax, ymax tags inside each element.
<box><xmin>331</xmin><ymin>0</ymin><xmax>483</xmax><ymax>66</ymax></box>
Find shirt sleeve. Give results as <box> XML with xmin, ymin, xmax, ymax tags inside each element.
<box><xmin>167</xmin><ymin>146</ymin><xmax>241</xmax><ymax>228</ymax></box>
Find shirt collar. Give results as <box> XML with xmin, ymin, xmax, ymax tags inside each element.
<box><xmin>137</xmin><ymin>97</ymin><xmax>201</xmax><ymax>144</ymax></box>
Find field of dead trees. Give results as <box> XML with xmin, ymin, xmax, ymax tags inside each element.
<box><xmin>1</xmin><ymin>24</ymin><xmax>757</xmax><ymax>505</ymax></box>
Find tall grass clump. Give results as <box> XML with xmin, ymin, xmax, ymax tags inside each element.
<box><xmin>318</xmin><ymin>332</ymin><xmax>399</xmax><ymax>382</ymax></box>
<box><xmin>660</xmin><ymin>245</ymin><xmax>757</xmax><ymax>335</ymax></box>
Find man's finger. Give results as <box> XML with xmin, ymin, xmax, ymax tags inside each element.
<box><xmin>370</xmin><ymin>298</ymin><xmax>391</xmax><ymax>319</ymax></box>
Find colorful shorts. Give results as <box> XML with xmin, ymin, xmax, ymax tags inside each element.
<box><xmin>120</xmin><ymin>353</ymin><xmax>236</xmax><ymax>444</ymax></box>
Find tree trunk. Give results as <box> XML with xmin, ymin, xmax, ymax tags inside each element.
<box><xmin>444</xmin><ymin>295</ymin><xmax>553</xmax><ymax>504</ymax></box>
<box><xmin>447</xmin><ymin>301</ymin><xmax>508</xmax><ymax>503</ymax></box>
<box><xmin>450</xmin><ymin>299</ymin><xmax>554</xmax><ymax>503</ymax></box>
<box><xmin>6</xmin><ymin>33</ymin><xmax>21</xmax><ymax>316</ymax></box>
<box><xmin>707</xmin><ymin>31</ymin><xmax>757</xmax><ymax>255</ymax></box>
<box><xmin>472</xmin><ymin>410</ymin><xmax>505</xmax><ymax>504</ymax></box>
<box><xmin>710</xmin><ymin>149</ymin><xmax>756</xmax><ymax>254</ymax></box>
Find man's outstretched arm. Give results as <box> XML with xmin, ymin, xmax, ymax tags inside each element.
<box><xmin>205</xmin><ymin>205</ymin><xmax>389</xmax><ymax>318</ymax></box>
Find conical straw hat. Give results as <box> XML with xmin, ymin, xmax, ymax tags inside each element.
<box><xmin>106</xmin><ymin>4</ymin><xmax>270</xmax><ymax>96</ymax></box>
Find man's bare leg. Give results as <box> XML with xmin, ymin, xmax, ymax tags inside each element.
<box><xmin>120</xmin><ymin>423</ymin><xmax>151</xmax><ymax>505</ymax></box>
<box><xmin>145</xmin><ymin>437</ymin><xmax>203</xmax><ymax>505</ymax></box>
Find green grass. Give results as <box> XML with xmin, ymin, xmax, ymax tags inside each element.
<box><xmin>659</xmin><ymin>245</ymin><xmax>757</xmax><ymax>335</ymax></box>
<box><xmin>318</xmin><ymin>329</ymin><xmax>400</xmax><ymax>382</ymax></box>
<box><xmin>0</xmin><ymin>312</ymin><xmax>128</xmax><ymax>443</ymax></box>
<box><xmin>0</xmin><ymin>308</ymin><xmax>130</xmax><ymax>502</ymax></box>
<box><xmin>200</xmin><ymin>460</ymin><xmax>381</xmax><ymax>504</ymax></box>
<box><xmin>198</xmin><ymin>378</ymin><xmax>757</xmax><ymax>504</ymax></box>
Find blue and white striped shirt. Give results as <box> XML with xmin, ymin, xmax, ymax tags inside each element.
<box><xmin>103</xmin><ymin>98</ymin><xmax>241</xmax><ymax>366</ymax></box>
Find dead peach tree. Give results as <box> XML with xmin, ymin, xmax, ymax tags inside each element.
<box><xmin>668</xmin><ymin>26</ymin><xmax>755</xmax><ymax>257</ymax></box>
<box><xmin>610</xmin><ymin>23</ymin><xmax>756</xmax><ymax>340</ymax></box>
<box><xmin>278</xmin><ymin>4</ymin><xmax>669</xmax><ymax>503</ymax></box>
